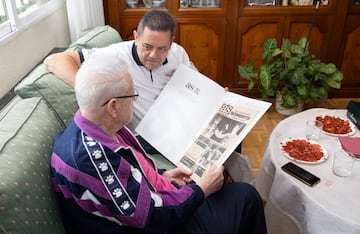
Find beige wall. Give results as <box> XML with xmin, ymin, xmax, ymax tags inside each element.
<box><xmin>0</xmin><ymin>5</ymin><xmax>70</xmax><ymax>99</ymax></box>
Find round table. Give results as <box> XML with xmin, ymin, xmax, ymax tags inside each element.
<box><xmin>255</xmin><ymin>108</ymin><xmax>360</xmax><ymax>234</ymax></box>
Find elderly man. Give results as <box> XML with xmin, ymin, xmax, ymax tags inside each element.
<box><xmin>50</xmin><ymin>56</ymin><xmax>267</xmax><ymax>234</ymax></box>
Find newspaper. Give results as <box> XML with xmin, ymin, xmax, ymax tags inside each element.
<box><xmin>136</xmin><ymin>64</ymin><xmax>271</xmax><ymax>182</ymax></box>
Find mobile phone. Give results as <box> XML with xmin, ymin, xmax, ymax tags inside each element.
<box><xmin>281</xmin><ymin>162</ymin><xmax>320</xmax><ymax>187</ymax></box>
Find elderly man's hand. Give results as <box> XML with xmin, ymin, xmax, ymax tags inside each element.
<box><xmin>197</xmin><ymin>165</ymin><xmax>224</xmax><ymax>197</ymax></box>
<box><xmin>162</xmin><ymin>167</ymin><xmax>193</xmax><ymax>186</ymax></box>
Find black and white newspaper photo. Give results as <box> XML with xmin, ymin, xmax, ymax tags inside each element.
<box><xmin>178</xmin><ymin>104</ymin><xmax>258</xmax><ymax>182</ymax></box>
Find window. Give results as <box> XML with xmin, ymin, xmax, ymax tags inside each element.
<box><xmin>0</xmin><ymin>0</ymin><xmax>63</xmax><ymax>41</ymax></box>
<box><xmin>16</xmin><ymin>0</ymin><xmax>49</xmax><ymax>14</ymax></box>
<box><xmin>0</xmin><ymin>1</ymin><xmax>8</xmax><ymax>24</ymax></box>
<box><xmin>0</xmin><ymin>0</ymin><xmax>11</xmax><ymax>38</ymax></box>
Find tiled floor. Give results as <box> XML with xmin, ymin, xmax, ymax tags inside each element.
<box><xmin>242</xmin><ymin>97</ymin><xmax>360</xmax><ymax>176</ymax></box>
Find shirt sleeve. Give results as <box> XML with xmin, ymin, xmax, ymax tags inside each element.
<box><xmin>80</xmin><ymin>43</ymin><xmax>123</xmax><ymax>61</ymax></box>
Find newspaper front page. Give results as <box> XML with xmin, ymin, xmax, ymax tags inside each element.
<box><xmin>178</xmin><ymin>104</ymin><xmax>258</xmax><ymax>182</ymax></box>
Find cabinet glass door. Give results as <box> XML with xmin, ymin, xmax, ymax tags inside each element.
<box><xmin>180</xmin><ymin>0</ymin><xmax>220</xmax><ymax>8</ymax></box>
<box><xmin>246</xmin><ymin>0</ymin><xmax>329</xmax><ymax>6</ymax></box>
<box><xmin>126</xmin><ymin>0</ymin><xmax>166</xmax><ymax>8</ymax></box>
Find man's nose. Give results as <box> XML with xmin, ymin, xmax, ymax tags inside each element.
<box><xmin>149</xmin><ymin>48</ymin><xmax>160</xmax><ymax>58</ymax></box>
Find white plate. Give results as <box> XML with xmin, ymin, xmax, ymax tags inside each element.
<box><xmin>316</xmin><ymin>115</ymin><xmax>356</xmax><ymax>137</ymax></box>
<box><xmin>321</xmin><ymin>124</ymin><xmax>356</xmax><ymax>137</ymax></box>
<box><xmin>280</xmin><ymin>138</ymin><xmax>329</xmax><ymax>164</ymax></box>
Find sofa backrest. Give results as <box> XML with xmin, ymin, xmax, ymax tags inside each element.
<box><xmin>14</xmin><ymin>25</ymin><xmax>123</xmax><ymax>128</ymax></box>
<box><xmin>0</xmin><ymin>97</ymin><xmax>66</xmax><ymax>233</ymax></box>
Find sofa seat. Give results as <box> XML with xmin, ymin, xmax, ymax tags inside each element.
<box><xmin>0</xmin><ymin>97</ymin><xmax>65</xmax><ymax>233</ymax></box>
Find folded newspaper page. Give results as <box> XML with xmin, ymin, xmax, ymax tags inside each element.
<box><xmin>136</xmin><ymin>64</ymin><xmax>271</xmax><ymax>182</ymax></box>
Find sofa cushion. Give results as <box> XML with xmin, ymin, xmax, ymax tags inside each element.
<box><xmin>68</xmin><ymin>25</ymin><xmax>122</xmax><ymax>50</ymax></box>
<box><xmin>0</xmin><ymin>97</ymin><xmax>65</xmax><ymax>233</ymax></box>
<box><xmin>14</xmin><ymin>64</ymin><xmax>77</xmax><ymax>128</ymax></box>
<box><xmin>14</xmin><ymin>25</ymin><xmax>123</xmax><ymax>127</ymax></box>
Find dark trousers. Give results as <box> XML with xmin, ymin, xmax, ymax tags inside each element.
<box><xmin>171</xmin><ymin>182</ymin><xmax>267</xmax><ymax>234</ymax></box>
<box><xmin>136</xmin><ymin>136</ymin><xmax>263</xmax><ymax>234</ymax></box>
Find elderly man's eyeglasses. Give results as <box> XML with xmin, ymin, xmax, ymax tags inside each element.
<box><xmin>101</xmin><ymin>89</ymin><xmax>139</xmax><ymax>106</ymax></box>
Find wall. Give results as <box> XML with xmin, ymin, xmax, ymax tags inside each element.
<box><xmin>0</xmin><ymin>5</ymin><xmax>70</xmax><ymax>99</ymax></box>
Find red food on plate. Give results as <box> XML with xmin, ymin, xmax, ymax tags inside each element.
<box><xmin>315</xmin><ymin>115</ymin><xmax>352</xmax><ymax>135</ymax></box>
<box><xmin>281</xmin><ymin>139</ymin><xmax>324</xmax><ymax>162</ymax></box>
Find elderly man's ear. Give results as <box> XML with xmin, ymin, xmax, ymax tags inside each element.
<box><xmin>106</xmin><ymin>100</ymin><xmax>119</xmax><ymax>118</ymax></box>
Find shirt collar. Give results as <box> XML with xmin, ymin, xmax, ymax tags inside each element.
<box><xmin>74</xmin><ymin>110</ymin><xmax>145</xmax><ymax>153</ymax></box>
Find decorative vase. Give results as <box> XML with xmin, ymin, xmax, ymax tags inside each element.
<box><xmin>143</xmin><ymin>0</ymin><xmax>152</xmax><ymax>8</ymax></box>
<box><xmin>282</xmin><ymin>0</ymin><xmax>288</xmax><ymax>6</ymax></box>
<box><xmin>275</xmin><ymin>93</ymin><xmax>304</xmax><ymax>116</ymax></box>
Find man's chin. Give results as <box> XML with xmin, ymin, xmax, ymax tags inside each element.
<box><xmin>145</xmin><ymin>62</ymin><xmax>161</xmax><ymax>70</ymax></box>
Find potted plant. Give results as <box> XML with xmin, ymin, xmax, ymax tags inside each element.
<box><xmin>238</xmin><ymin>37</ymin><xmax>343</xmax><ymax>115</ymax></box>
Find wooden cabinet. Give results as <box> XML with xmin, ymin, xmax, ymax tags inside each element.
<box><xmin>336</xmin><ymin>3</ymin><xmax>360</xmax><ymax>97</ymax></box>
<box><xmin>176</xmin><ymin>17</ymin><xmax>226</xmax><ymax>80</ymax></box>
<box><xmin>103</xmin><ymin>0</ymin><xmax>360</xmax><ymax>98</ymax></box>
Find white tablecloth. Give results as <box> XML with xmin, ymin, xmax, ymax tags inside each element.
<box><xmin>255</xmin><ymin>108</ymin><xmax>360</xmax><ymax>234</ymax></box>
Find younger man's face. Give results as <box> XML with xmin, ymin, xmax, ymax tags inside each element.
<box><xmin>134</xmin><ymin>27</ymin><xmax>173</xmax><ymax>70</ymax></box>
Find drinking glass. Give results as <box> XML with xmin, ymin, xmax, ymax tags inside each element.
<box><xmin>305</xmin><ymin>120</ymin><xmax>323</xmax><ymax>141</ymax></box>
<box><xmin>333</xmin><ymin>150</ymin><xmax>355</xmax><ymax>177</ymax></box>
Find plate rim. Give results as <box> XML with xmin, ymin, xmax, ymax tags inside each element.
<box><xmin>280</xmin><ymin>137</ymin><xmax>329</xmax><ymax>164</ymax></box>
<box><xmin>315</xmin><ymin>115</ymin><xmax>356</xmax><ymax>137</ymax></box>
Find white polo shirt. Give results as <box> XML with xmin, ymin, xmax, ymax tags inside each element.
<box><xmin>81</xmin><ymin>40</ymin><xmax>192</xmax><ymax>131</ymax></box>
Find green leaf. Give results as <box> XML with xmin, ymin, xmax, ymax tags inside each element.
<box><xmin>318</xmin><ymin>86</ymin><xmax>328</xmax><ymax>99</ymax></box>
<box><xmin>263</xmin><ymin>38</ymin><xmax>277</xmax><ymax>52</ymax></box>
<box><xmin>326</xmin><ymin>72</ymin><xmax>343</xmax><ymax>89</ymax></box>
<box><xmin>238</xmin><ymin>62</ymin><xmax>257</xmax><ymax>81</ymax></box>
<box><xmin>272</xmin><ymin>48</ymin><xmax>282</xmax><ymax>58</ymax></box>
<box><xmin>331</xmin><ymin>71</ymin><xmax>344</xmax><ymax>81</ymax></box>
<box><xmin>298</xmin><ymin>37</ymin><xmax>308</xmax><ymax>50</ymax></box>
<box><xmin>297</xmin><ymin>85</ymin><xmax>307</xmax><ymax>97</ymax></box>
<box><xmin>259</xmin><ymin>65</ymin><xmax>271</xmax><ymax>90</ymax></box>
<box><xmin>319</xmin><ymin>63</ymin><xmax>338</xmax><ymax>75</ymax></box>
<box><xmin>292</xmin><ymin>44</ymin><xmax>303</xmax><ymax>55</ymax></box>
<box><xmin>248</xmin><ymin>80</ymin><xmax>255</xmax><ymax>91</ymax></box>
<box><xmin>309</xmin><ymin>86</ymin><xmax>319</xmax><ymax>99</ymax></box>
<box><xmin>282</xmin><ymin>39</ymin><xmax>292</xmax><ymax>59</ymax></box>
<box><xmin>261</xmin><ymin>87</ymin><xmax>275</xmax><ymax>99</ymax></box>
<box><xmin>289</xmin><ymin>67</ymin><xmax>306</xmax><ymax>85</ymax></box>
<box><xmin>262</xmin><ymin>38</ymin><xmax>279</xmax><ymax>63</ymax></box>
<box><xmin>281</xmin><ymin>92</ymin><xmax>297</xmax><ymax>108</ymax></box>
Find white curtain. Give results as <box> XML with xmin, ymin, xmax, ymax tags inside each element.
<box><xmin>66</xmin><ymin>0</ymin><xmax>105</xmax><ymax>42</ymax></box>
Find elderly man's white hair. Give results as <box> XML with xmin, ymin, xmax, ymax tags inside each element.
<box><xmin>75</xmin><ymin>56</ymin><xmax>130</xmax><ymax>109</ymax></box>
